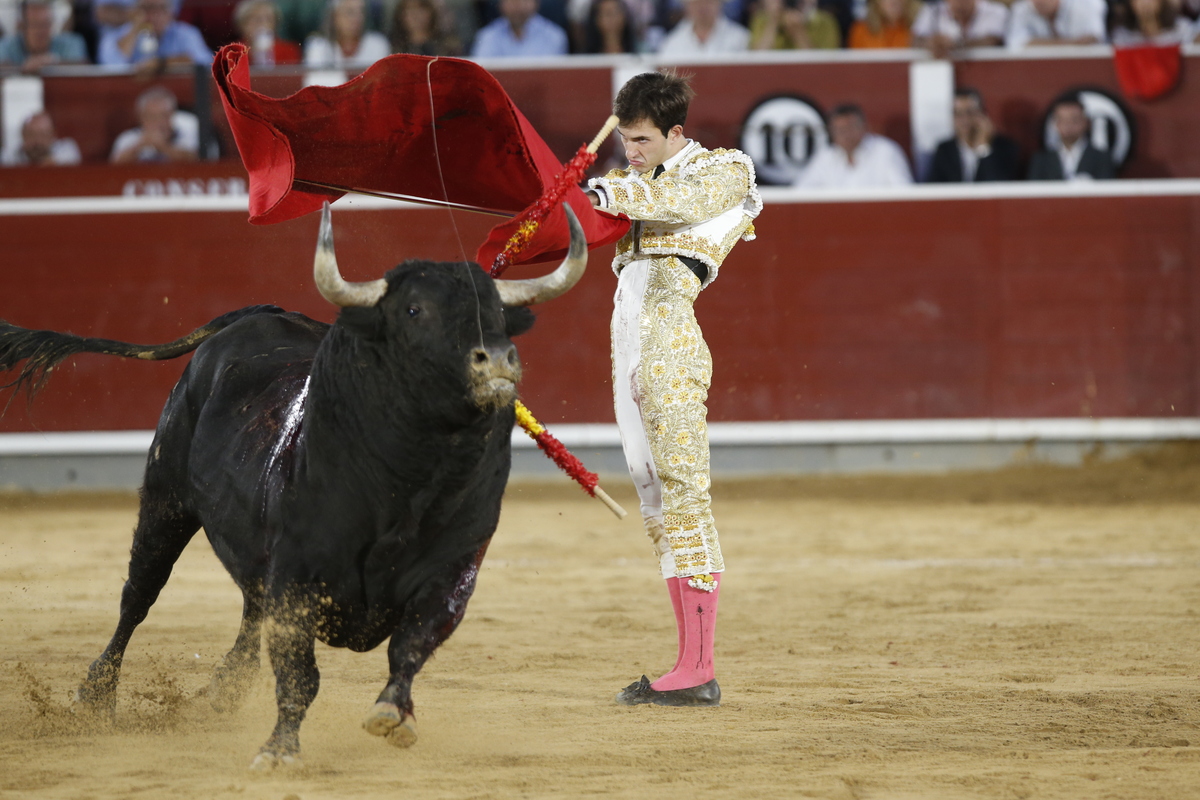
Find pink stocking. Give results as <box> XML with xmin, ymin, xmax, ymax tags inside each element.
<box><xmin>667</xmin><ymin>575</ymin><xmax>686</xmax><ymax>672</ymax></box>
<box><xmin>651</xmin><ymin>573</ymin><xmax>721</xmax><ymax>692</ymax></box>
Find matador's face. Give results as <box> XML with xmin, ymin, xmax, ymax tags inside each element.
<box><xmin>617</xmin><ymin>120</ymin><xmax>685</xmax><ymax>175</ymax></box>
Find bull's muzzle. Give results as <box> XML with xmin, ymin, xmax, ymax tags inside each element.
<box><xmin>468</xmin><ymin>344</ymin><xmax>521</xmax><ymax>410</ymax></box>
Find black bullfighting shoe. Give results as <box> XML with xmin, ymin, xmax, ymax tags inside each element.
<box><xmin>614</xmin><ymin>675</ymin><xmax>721</xmax><ymax>707</ymax></box>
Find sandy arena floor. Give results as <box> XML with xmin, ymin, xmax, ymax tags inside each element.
<box><xmin>2</xmin><ymin>447</ymin><xmax>1199</xmax><ymax>800</ymax></box>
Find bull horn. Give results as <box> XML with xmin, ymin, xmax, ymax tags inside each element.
<box><xmin>314</xmin><ymin>202</ymin><xmax>388</xmax><ymax>308</ymax></box>
<box><xmin>494</xmin><ymin>204</ymin><xmax>588</xmax><ymax>307</ymax></box>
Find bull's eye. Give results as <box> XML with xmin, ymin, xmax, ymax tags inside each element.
<box><xmin>407</xmin><ymin>304</ymin><xmax>421</xmax><ymax>318</ymax></box>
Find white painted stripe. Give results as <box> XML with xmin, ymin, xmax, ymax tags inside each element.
<box><xmin>0</xmin><ymin>193</ymin><xmax>432</xmax><ymax>216</ymax></box>
<box><xmin>0</xmin><ymin>431</ymin><xmax>154</xmax><ymax>455</ymax></box>
<box><xmin>702</xmin><ymin>418</ymin><xmax>1200</xmax><ymax>445</ymax></box>
<box><xmin>760</xmin><ymin>179</ymin><xmax>1200</xmax><ymax>204</ymax></box>
<box><xmin>481</xmin><ymin>42</ymin><xmax>1198</xmax><ymax>69</ymax></box>
<box><xmin>4</xmin><ymin>418</ymin><xmax>1199</xmax><ymax>456</ymax></box>
<box><xmin>3</xmin><ymin>179</ymin><xmax>1198</xmax><ymax>217</ymax></box>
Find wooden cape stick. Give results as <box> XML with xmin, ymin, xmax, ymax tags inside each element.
<box><xmin>293</xmin><ymin>180</ymin><xmax>514</xmax><ymax>218</ymax></box>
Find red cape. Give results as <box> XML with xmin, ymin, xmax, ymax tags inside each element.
<box><xmin>213</xmin><ymin>44</ymin><xmax>628</xmax><ymax>267</ymax></box>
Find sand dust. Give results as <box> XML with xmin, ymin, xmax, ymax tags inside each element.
<box><xmin>2</xmin><ymin>447</ymin><xmax>1199</xmax><ymax>799</ymax></box>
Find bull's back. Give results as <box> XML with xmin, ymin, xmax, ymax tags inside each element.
<box><xmin>146</xmin><ymin>311</ymin><xmax>330</xmax><ymax>580</ymax></box>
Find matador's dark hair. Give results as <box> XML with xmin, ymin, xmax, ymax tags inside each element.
<box><xmin>612</xmin><ymin>70</ymin><xmax>695</xmax><ymax>137</ymax></box>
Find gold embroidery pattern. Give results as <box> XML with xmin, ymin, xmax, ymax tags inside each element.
<box><xmin>633</xmin><ymin>223</ymin><xmax>755</xmax><ymax>277</ymax></box>
<box><xmin>639</xmin><ymin>256</ymin><xmax>724</xmax><ymax>579</ymax></box>
<box><xmin>592</xmin><ymin>144</ymin><xmax>762</xmax><ymax>292</ymax></box>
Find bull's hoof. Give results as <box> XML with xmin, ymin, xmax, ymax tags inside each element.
<box><xmin>248</xmin><ymin>750</ymin><xmax>302</xmax><ymax>771</ymax></box>
<box><xmin>207</xmin><ymin>668</ymin><xmax>252</xmax><ymax>713</ymax></box>
<box><xmin>362</xmin><ymin>701</ymin><xmax>418</xmax><ymax>748</ymax></box>
<box><xmin>72</xmin><ymin>684</ymin><xmax>116</xmax><ymax>722</ymax></box>
<box><xmin>386</xmin><ymin>719</ymin><xmax>418</xmax><ymax>748</ymax></box>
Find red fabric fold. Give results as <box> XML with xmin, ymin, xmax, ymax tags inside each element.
<box><xmin>1112</xmin><ymin>44</ymin><xmax>1182</xmax><ymax>102</ymax></box>
<box><xmin>213</xmin><ymin>44</ymin><xmax>628</xmax><ymax>267</ymax></box>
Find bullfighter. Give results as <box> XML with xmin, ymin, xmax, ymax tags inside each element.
<box><xmin>586</xmin><ymin>70</ymin><xmax>762</xmax><ymax>706</ymax></box>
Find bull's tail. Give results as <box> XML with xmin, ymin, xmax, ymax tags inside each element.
<box><xmin>0</xmin><ymin>304</ymin><xmax>286</xmax><ymax>400</ymax></box>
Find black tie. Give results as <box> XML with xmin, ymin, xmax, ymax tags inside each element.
<box><xmin>652</xmin><ymin>164</ymin><xmax>665</xmax><ymax>178</ymax></box>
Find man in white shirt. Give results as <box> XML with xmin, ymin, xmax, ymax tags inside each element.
<box><xmin>1006</xmin><ymin>0</ymin><xmax>1107</xmax><ymax>49</ymax></box>
<box><xmin>796</xmin><ymin>104</ymin><xmax>913</xmax><ymax>189</ymax></box>
<box><xmin>110</xmin><ymin>85</ymin><xmax>198</xmax><ymax>164</ymax></box>
<box><xmin>912</xmin><ymin>0</ymin><xmax>1009</xmax><ymax>58</ymax></box>
<box><xmin>657</xmin><ymin>0</ymin><xmax>749</xmax><ymax>57</ymax></box>
<box><xmin>471</xmin><ymin>0</ymin><xmax>569</xmax><ymax>57</ymax></box>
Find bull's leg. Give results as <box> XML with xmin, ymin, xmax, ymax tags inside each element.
<box><xmin>76</xmin><ymin>504</ymin><xmax>201</xmax><ymax>717</ymax></box>
<box><xmin>363</xmin><ymin>544</ymin><xmax>488</xmax><ymax>748</ymax></box>
<box><xmin>250</xmin><ymin>605</ymin><xmax>319</xmax><ymax>770</ymax></box>
<box><xmin>208</xmin><ymin>589</ymin><xmax>265</xmax><ymax>712</ymax></box>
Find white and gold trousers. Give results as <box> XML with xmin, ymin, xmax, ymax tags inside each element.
<box><xmin>611</xmin><ymin>253</ymin><xmax>724</xmax><ymax>581</ymax></box>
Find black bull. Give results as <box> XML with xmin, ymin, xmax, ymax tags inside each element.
<box><xmin>0</xmin><ymin>204</ymin><xmax>587</xmax><ymax>769</ymax></box>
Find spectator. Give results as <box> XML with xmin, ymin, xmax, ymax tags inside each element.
<box><xmin>1005</xmin><ymin>0</ymin><xmax>1106</xmax><ymax>49</ymax></box>
<box><xmin>2</xmin><ymin>110</ymin><xmax>81</xmax><ymax>165</ymax></box>
<box><xmin>569</xmin><ymin>0</ymin><xmax>655</xmax><ymax>50</ymax></box>
<box><xmin>178</xmin><ymin>0</ymin><xmax>239</xmax><ymax>48</ymax></box>
<box><xmin>0</xmin><ymin>0</ymin><xmax>71</xmax><ymax>38</ymax></box>
<box><xmin>436</xmin><ymin>0</ymin><xmax>479</xmax><ymax>52</ymax></box>
<box><xmin>110</xmin><ymin>84</ymin><xmax>199</xmax><ymax>163</ymax></box>
<box><xmin>97</xmin><ymin>0</ymin><xmax>213</xmax><ymax>71</ymax></box>
<box><xmin>1027</xmin><ymin>95</ymin><xmax>1115</xmax><ymax>180</ymax></box>
<box><xmin>749</xmin><ymin>0</ymin><xmax>841</xmax><ymax>50</ymax></box>
<box><xmin>848</xmin><ymin>0</ymin><xmax>921</xmax><ymax>48</ymax></box>
<box><xmin>911</xmin><ymin>0</ymin><xmax>1008</xmax><ymax>59</ymax></box>
<box><xmin>0</xmin><ymin>0</ymin><xmax>88</xmax><ymax>71</ymax></box>
<box><xmin>470</xmin><ymin>0</ymin><xmax>568</xmax><ymax>57</ymax></box>
<box><xmin>235</xmin><ymin>0</ymin><xmax>302</xmax><ymax>62</ymax></box>
<box><xmin>927</xmin><ymin>87</ymin><xmax>1020</xmax><ymax>182</ymax></box>
<box><xmin>277</xmin><ymin>0</ymin><xmax>326</xmax><ymax>43</ymax></box>
<box><xmin>388</xmin><ymin>0</ymin><xmax>460</xmax><ymax>54</ymax></box>
<box><xmin>657</xmin><ymin>0</ymin><xmax>749</xmax><ymax>55</ymax></box>
<box><xmin>304</xmin><ymin>0</ymin><xmax>389</xmax><ymax>67</ymax></box>
<box><xmin>92</xmin><ymin>0</ymin><xmax>133</xmax><ymax>36</ymax></box>
<box><xmin>796</xmin><ymin>103</ymin><xmax>912</xmax><ymax>188</ymax></box>
<box><xmin>581</xmin><ymin>0</ymin><xmax>638</xmax><ymax>52</ymax></box>
<box><xmin>1109</xmin><ymin>0</ymin><xmax>1196</xmax><ymax>45</ymax></box>
<box><xmin>78</xmin><ymin>0</ymin><xmax>132</xmax><ymax>59</ymax></box>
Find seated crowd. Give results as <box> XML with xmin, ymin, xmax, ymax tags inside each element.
<box><xmin>790</xmin><ymin>88</ymin><xmax>1116</xmax><ymax>187</ymax></box>
<box><xmin>0</xmin><ymin>0</ymin><xmax>1192</xmax><ymax>171</ymax></box>
<box><xmin>0</xmin><ymin>0</ymin><xmax>1197</xmax><ymax>73</ymax></box>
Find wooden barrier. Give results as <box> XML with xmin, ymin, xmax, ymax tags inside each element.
<box><xmin>2</xmin><ymin>183</ymin><xmax>1198</xmax><ymax>432</ymax></box>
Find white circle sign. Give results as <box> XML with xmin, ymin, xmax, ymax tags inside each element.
<box><xmin>740</xmin><ymin>95</ymin><xmax>828</xmax><ymax>186</ymax></box>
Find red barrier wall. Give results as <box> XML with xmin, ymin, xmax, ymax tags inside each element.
<box><xmin>3</xmin><ymin>189</ymin><xmax>1199</xmax><ymax>432</ymax></box>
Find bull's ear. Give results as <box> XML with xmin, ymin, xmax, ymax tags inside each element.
<box><xmin>503</xmin><ymin>306</ymin><xmax>536</xmax><ymax>338</ymax></box>
<box><xmin>338</xmin><ymin>306</ymin><xmax>385</xmax><ymax>340</ymax></box>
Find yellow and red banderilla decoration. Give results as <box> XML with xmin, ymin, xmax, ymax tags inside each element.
<box><xmin>496</xmin><ymin>115</ymin><xmax>627</xmax><ymax>519</ymax></box>
<box><xmin>514</xmin><ymin>400</ymin><xmax>625</xmax><ymax>518</ymax></box>
<box><xmin>490</xmin><ymin>115</ymin><xmax>619</xmax><ymax>278</ymax></box>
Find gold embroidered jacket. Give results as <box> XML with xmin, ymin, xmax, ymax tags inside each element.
<box><xmin>588</xmin><ymin>142</ymin><xmax>763</xmax><ymax>289</ymax></box>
